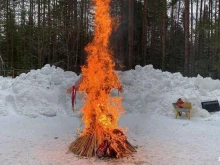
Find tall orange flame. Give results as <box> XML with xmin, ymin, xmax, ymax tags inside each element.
<box><xmin>79</xmin><ymin>0</ymin><xmax>124</xmax><ymax>141</ymax></box>
<box><xmin>69</xmin><ymin>0</ymin><xmax>136</xmax><ymax>158</ymax></box>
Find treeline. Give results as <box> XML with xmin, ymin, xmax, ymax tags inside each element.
<box><xmin>0</xmin><ymin>0</ymin><xmax>220</xmax><ymax>78</ymax></box>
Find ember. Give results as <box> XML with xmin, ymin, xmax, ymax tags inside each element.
<box><xmin>68</xmin><ymin>0</ymin><xmax>136</xmax><ymax>158</ymax></box>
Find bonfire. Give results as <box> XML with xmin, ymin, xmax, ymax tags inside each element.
<box><xmin>69</xmin><ymin>0</ymin><xmax>136</xmax><ymax>158</ymax></box>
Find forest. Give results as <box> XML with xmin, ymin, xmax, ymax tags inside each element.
<box><xmin>0</xmin><ymin>0</ymin><xmax>220</xmax><ymax>78</ymax></box>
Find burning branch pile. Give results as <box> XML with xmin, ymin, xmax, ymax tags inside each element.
<box><xmin>69</xmin><ymin>0</ymin><xmax>136</xmax><ymax>158</ymax></box>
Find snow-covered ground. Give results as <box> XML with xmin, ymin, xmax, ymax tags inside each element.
<box><xmin>1</xmin><ymin>64</ymin><xmax>220</xmax><ymax>165</ymax></box>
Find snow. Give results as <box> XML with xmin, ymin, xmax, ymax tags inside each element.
<box><xmin>1</xmin><ymin>64</ymin><xmax>220</xmax><ymax>165</ymax></box>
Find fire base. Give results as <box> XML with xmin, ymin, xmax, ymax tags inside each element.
<box><xmin>69</xmin><ymin>129</ymin><xmax>136</xmax><ymax>158</ymax></box>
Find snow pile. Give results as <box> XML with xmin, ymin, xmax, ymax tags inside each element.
<box><xmin>0</xmin><ymin>65</ymin><xmax>83</xmax><ymax>117</ymax></box>
<box><xmin>119</xmin><ymin>65</ymin><xmax>215</xmax><ymax>118</ymax></box>
<box><xmin>0</xmin><ymin>64</ymin><xmax>219</xmax><ymax>118</ymax></box>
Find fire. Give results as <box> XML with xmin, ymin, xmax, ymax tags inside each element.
<box><xmin>69</xmin><ymin>0</ymin><xmax>136</xmax><ymax>158</ymax></box>
<box><xmin>80</xmin><ymin>0</ymin><xmax>123</xmax><ymax>136</ymax></box>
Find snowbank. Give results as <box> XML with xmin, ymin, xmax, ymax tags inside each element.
<box><xmin>0</xmin><ymin>65</ymin><xmax>83</xmax><ymax>117</ymax></box>
<box><xmin>1</xmin><ymin>64</ymin><xmax>220</xmax><ymax>118</ymax></box>
<box><xmin>119</xmin><ymin>65</ymin><xmax>216</xmax><ymax>118</ymax></box>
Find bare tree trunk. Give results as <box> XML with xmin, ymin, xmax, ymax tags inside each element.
<box><xmin>193</xmin><ymin>0</ymin><xmax>199</xmax><ymax>76</ymax></box>
<box><xmin>48</xmin><ymin>0</ymin><xmax>51</xmax><ymax>63</ymax></box>
<box><xmin>48</xmin><ymin>0</ymin><xmax>51</xmax><ymax>27</ymax></box>
<box><xmin>215</xmin><ymin>0</ymin><xmax>217</xmax><ymax>41</ymax></box>
<box><xmin>190</xmin><ymin>0</ymin><xmax>193</xmax><ymax>76</ymax></box>
<box><xmin>208</xmin><ymin>0</ymin><xmax>212</xmax><ymax>59</ymax></box>
<box><xmin>219</xmin><ymin>0</ymin><xmax>220</xmax><ymax>19</ymax></box>
<box><xmin>142</xmin><ymin>0</ymin><xmax>147</xmax><ymax>66</ymax></box>
<box><xmin>6</xmin><ymin>0</ymin><xmax>10</xmax><ymax>68</ymax></box>
<box><xmin>43</xmin><ymin>0</ymin><xmax>46</xmax><ymax>27</ymax></box>
<box><xmin>128</xmin><ymin>0</ymin><xmax>134</xmax><ymax>69</ymax></box>
<box><xmin>184</xmin><ymin>0</ymin><xmax>189</xmax><ymax>76</ymax></box>
<box><xmin>218</xmin><ymin>0</ymin><xmax>220</xmax><ymax>37</ymax></box>
<box><xmin>79</xmin><ymin>0</ymin><xmax>84</xmax><ymax>66</ymax></box>
<box><xmin>162</xmin><ymin>0</ymin><xmax>166</xmax><ymax>71</ymax></box>
<box><xmin>170</xmin><ymin>3</ymin><xmax>174</xmax><ymax>45</ymax></box>
<box><xmin>11</xmin><ymin>2</ymin><xmax>14</xmax><ymax>70</ymax></box>
<box><xmin>217</xmin><ymin>0</ymin><xmax>220</xmax><ymax>78</ymax></box>
<box><xmin>190</xmin><ymin>0</ymin><xmax>193</xmax><ymax>44</ymax></box>
<box><xmin>178</xmin><ymin>0</ymin><xmax>181</xmax><ymax>22</ymax></box>
<box><xmin>200</xmin><ymin>0</ymin><xmax>203</xmax><ymax>23</ymax></box>
<box><xmin>203</xmin><ymin>0</ymin><xmax>206</xmax><ymax>19</ymax></box>
<box><xmin>38</xmin><ymin>0</ymin><xmax>41</xmax><ymax>68</ymax></box>
<box><xmin>198</xmin><ymin>0</ymin><xmax>203</xmax><ymax>61</ymax></box>
<box><xmin>67</xmin><ymin>0</ymin><xmax>74</xmax><ymax>70</ymax></box>
<box><xmin>74</xmin><ymin>0</ymin><xmax>78</xmax><ymax>72</ymax></box>
<box><xmin>11</xmin><ymin>30</ymin><xmax>14</xmax><ymax>70</ymax></box>
<box><xmin>85</xmin><ymin>0</ymin><xmax>89</xmax><ymax>43</ymax></box>
<box><xmin>52</xmin><ymin>0</ymin><xmax>57</xmax><ymax>63</ymax></box>
<box><xmin>176</xmin><ymin>0</ymin><xmax>181</xmax><ymax>64</ymax></box>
